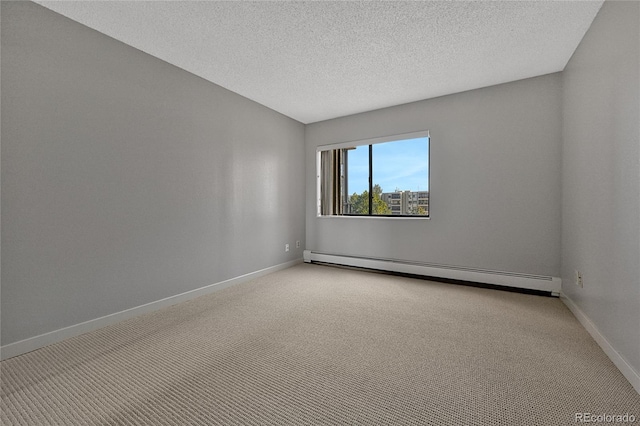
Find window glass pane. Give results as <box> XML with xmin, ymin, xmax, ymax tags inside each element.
<box><xmin>346</xmin><ymin>145</ymin><xmax>370</xmax><ymax>215</ymax></box>
<box><xmin>318</xmin><ymin>132</ymin><xmax>429</xmax><ymax>217</ymax></box>
<box><xmin>372</xmin><ymin>137</ymin><xmax>429</xmax><ymax>216</ymax></box>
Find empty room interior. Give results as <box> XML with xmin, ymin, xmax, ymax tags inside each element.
<box><xmin>1</xmin><ymin>0</ymin><xmax>639</xmax><ymax>424</ymax></box>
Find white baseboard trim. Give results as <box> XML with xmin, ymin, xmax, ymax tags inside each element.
<box><xmin>304</xmin><ymin>250</ymin><xmax>561</xmax><ymax>295</ymax></box>
<box><xmin>560</xmin><ymin>293</ymin><xmax>640</xmax><ymax>394</ymax></box>
<box><xmin>0</xmin><ymin>259</ymin><xmax>303</xmax><ymax>361</ymax></box>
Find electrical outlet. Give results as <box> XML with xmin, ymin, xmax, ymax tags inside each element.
<box><xmin>575</xmin><ymin>270</ymin><xmax>583</xmax><ymax>288</ymax></box>
<box><xmin>296</xmin><ymin>240</ymin><xmax>300</xmax><ymax>249</ymax></box>
<box><xmin>285</xmin><ymin>244</ymin><xmax>290</xmax><ymax>252</ymax></box>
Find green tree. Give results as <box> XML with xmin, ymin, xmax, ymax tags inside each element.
<box><xmin>372</xmin><ymin>184</ymin><xmax>391</xmax><ymax>215</ymax></box>
<box><xmin>408</xmin><ymin>205</ymin><xmax>428</xmax><ymax>216</ymax></box>
<box><xmin>348</xmin><ymin>184</ymin><xmax>391</xmax><ymax>215</ymax></box>
<box><xmin>348</xmin><ymin>190</ymin><xmax>369</xmax><ymax>214</ymax></box>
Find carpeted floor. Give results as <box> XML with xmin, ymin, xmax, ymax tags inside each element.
<box><xmin>2</xmin><ymin>263</ymin><xmax>639</xmax><ymax>425</ymax></box>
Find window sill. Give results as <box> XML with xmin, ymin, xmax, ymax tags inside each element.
<box><xmin>317</xmin><ymin>215</ymin><xmax>430</xmax><ymax>220</ymax></box>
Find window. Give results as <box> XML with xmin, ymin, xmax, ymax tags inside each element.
<box><xmin>317</xmin><ymin>131</ymin><xmax>429</xmax><ymax>217</ymax></box>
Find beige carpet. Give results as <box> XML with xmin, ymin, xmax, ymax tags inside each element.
<box><xmin>2</xmin><ymin>263</ymin><xmax>639</xmax><ymax>425</ymax></box>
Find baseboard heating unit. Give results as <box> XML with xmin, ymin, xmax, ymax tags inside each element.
<box><xmin>303</xmin><ymin>250</ymin><xmax>561</xmax><ymax>296</ymax></box>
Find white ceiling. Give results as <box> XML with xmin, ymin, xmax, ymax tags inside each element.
<box><xmin>36</xmin><ymin>0</ymin><xmax>603</xmax><ymax>124</ymax></box>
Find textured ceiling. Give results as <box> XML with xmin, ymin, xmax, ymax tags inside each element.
<box><xmin>36</xmin><ymin>1</ymin><xmax>603</xmax><ymax>124</ymax></box>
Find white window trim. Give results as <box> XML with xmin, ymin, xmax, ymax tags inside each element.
<box><xmin>316</xmin><ymin>130</ymin><xmax>430</xmax><ymax>219</ymax></box>
<box><xmin>316</xmin><ymin>130</ymin><xmax>430</xmax><ymax>152</ymax></box>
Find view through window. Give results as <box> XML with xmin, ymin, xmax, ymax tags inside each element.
<box><xmin>318</xmin><ymin>132</ymin><xmax>429</xmax><ymax>217</ymax></box>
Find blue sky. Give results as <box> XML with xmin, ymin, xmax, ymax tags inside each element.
<box><xmin>347</xmin><ymin>137</ymin><xmax>429</xmax><ymax>195</ymax></box>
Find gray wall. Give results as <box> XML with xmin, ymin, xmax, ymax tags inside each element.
<box><xmin>561</xmin><ymin>1</ymin><xmax>640</xmax><ymax>375</ymax></box>
<box><xmin>306</xmin><ymin>74</ymin><xmax>563</xmax><ymax>278</ymax></box>
<box><xmin>1</xmin><ymin>2</ymin><xmax>305</xmax><ymax>345</ymax></box>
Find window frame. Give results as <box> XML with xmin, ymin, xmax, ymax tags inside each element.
<box><xmin>316</xmin><ymin>130</ymin><xmax>430</xmax><ymax>219</ymax></box>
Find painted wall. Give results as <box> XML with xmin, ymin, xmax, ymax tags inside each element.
<box><xmin>1</xmin><ymin>2</ymin><xmax>305</xmax><ymax>345</ymax></box>
<box><xmin>306</xmin><ymin>74</ymin><xmax>563</xmax><ymax>278</ymax></box>
<box><xmin>561</xmin><ymin>1</ymin><xmax>640</xmax><ymax>378</ymax></box>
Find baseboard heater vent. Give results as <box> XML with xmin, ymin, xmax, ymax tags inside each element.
<box><xmin>303</xmin><ymin>250</ymin><xmax>561</xmax><ymax>296</ymax></box>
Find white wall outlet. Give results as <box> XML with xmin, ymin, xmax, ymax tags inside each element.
<box><xmin>575</xmin><ymin>270</ymin><xmax>583</xmax><ymax>288</ymax></box>
<box><xmin>285</xmin><ymin>244</ymin><xmax>290</xmax><ymax>252</ymax></box>
<box><xmin>296</xmin><ymin>240</ymin><xmax>300</xmax><ymax>248</ymax></box>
